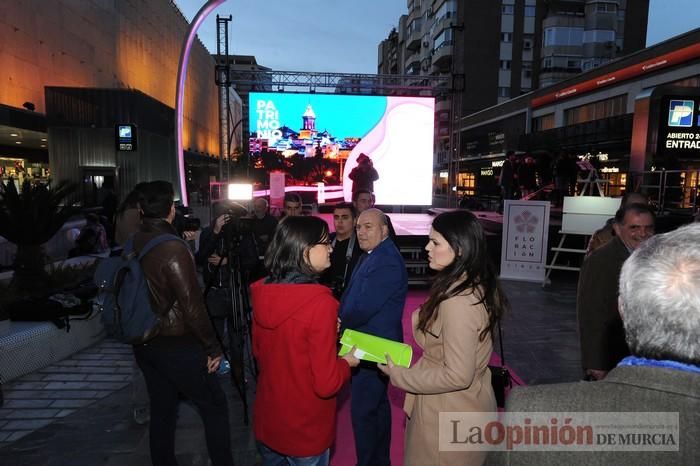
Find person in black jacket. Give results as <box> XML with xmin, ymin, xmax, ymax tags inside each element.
<box><xmin>133</xmin><ymin>181</ymin><xmax>233</xmax><ymax>466</ymax></box>
<box><xmin>250</xmin><ymin>197</ymin><xmax>278</xmax><ymax>258</ymax></box>
<box><xmin>349</xmin><ymin>153</ymin><xmax>379</xmax><ymax>195</ymax></box>
<box><xmin>517</xmin><ymin>155</ymin><xmax>538</xmax><ymax>198</ymax></box>
<box><xmin>321</xmin><ymin>202</ymin><xmax>362</xmax><ymax>298</ymax></box>
<box><xmin>196</xmin><ymin>201</ymin><xmax>259</xmax><ymax>375</ymax></box>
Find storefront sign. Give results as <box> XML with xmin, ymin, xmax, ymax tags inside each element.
<box><xmin>489</xmin><ymin>132</ymin><xmax>505</xmax><ymax>148</ymax></box>
<box><xmin>115</xmin><ymin>124</ymin><xmax>137</xmax><ymax>151</ymax></box>
<box><xmin>533</xmin><ymin>43</ymin><xmax>700</xmax><ymax>108</ymax></box>
<box><xmin>464</xmin><ymin>141</ymin><xmax>479</xmax><ymax>153</ymax></box>
<box><xmin>481</xmin><ymin>168</ymin><xmax>494</xmax><ymax>176</ymax></box>
<box><xmin>657</xmin><ymin>96</ymin><xmax>700</xmax><ymax>155</ymax></box>
<box><xmin>500</xmin><ymin>200</ymin><xmax>551</xmax><ymax>282</ymax></box>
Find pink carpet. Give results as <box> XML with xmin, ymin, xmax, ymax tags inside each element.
<box><xmin>330</xmin><ymin>290</ymin><xmax>524</xmax><ymax>465</ymax></box>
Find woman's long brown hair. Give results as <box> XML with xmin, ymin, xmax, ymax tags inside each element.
<box><xmin>417</xmin><ymin>210</ymin><xmax>508</xmax><ymax>341</ymax></box>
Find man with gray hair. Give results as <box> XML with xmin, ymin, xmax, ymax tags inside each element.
<box><xmin>618</xmin><ymin>223</ymin><xmax>700</xmax><ymax>366</ymax></box>
<box><xmin>250</xmin><ymin>197</ymin><xmax>277</xmax><ymax>257</ymax></box>
<box><xmin>493</xmin><ymin>223</ymin><xmax>700</xmax><ymax>465</ymax></box>
<box><xmin>577</xmin><ymin>202</ymin><xmax>655</xmax><ymax>380</ymax></box>
<box><xmin>339</xmin><ymin>208</ymin><xmax>407</xmax><ymax>466</ymax></box>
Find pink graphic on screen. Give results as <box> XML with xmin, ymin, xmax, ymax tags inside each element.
<box><xmin>343</xmin><ymin>97</ymin><xmax>434</xmax><ymax>205</ymax></box>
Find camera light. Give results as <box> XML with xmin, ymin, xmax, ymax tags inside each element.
<box><xmin>228</xmin><ymin>183</ymin><xmax>253</xmax><ymax>201</ymax></box>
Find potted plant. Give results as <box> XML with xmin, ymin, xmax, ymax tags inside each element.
<box><xmin>0</xmin><ymin>178</ymin><xmax>77</xmax><ymax>295</ymax></box>
<box><xmin>0</xmin><ymin>179</ymin><xmax>105</xmax><ymax>391</ymax></box>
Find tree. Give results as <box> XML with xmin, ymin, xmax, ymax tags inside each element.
<box><xmin>0</xmin><ymin>178</ymin><xmax>77</xmax><ymax>292</ymax></box>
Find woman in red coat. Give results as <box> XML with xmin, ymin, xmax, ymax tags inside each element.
<box><xmin>251</xmin><ymin>215</ymin><xmax>359</xmax><ymax>465</ymax></box>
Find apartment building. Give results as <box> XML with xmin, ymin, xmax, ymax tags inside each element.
<box><xmin>378</xmin><ymin>0</ymin><xmax>650</xmax><ymax>203</ymax></box>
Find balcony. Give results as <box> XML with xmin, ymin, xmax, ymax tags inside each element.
<box><xmin>432</xmin><ymin>11</ymin><xmax>455</xmax><ymax>37</ymax></box>
<box><xmin>406</xmin><ymin>27</ymin><xmax>422</xmax><ymax>51</ymax></box>
<box><xmin>404</xmin><ymin>50</ymin><xmax>421</xmax><ymax>72</ymax></box>
<box><xmin>431</xmin><ymin>41</ymin><xmax>453</xmax><ymax>70</ymax></box>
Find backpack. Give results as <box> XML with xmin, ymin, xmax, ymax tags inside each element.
<box><xmin>94</xmin><ymin>233</ymin><xmax>186</xmax><ymax>344</ymax></box>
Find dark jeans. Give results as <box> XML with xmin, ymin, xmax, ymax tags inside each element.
<box><xmin>207</xmin><ymin>288</ymin><xmax>244</xmax><ymax>375</ymax></box>
<box><xmin>257</xmin><ymin>442</ymin><xmax>329</xmax><ymax>466</ymax></box>
<box><xmin>351</xmin><ymin>366</ymin><xmax>391</xmax><ymax>466</ymax></box>
<box><xmin>134</xmin><ymin>335</ymin><xmax>234</xmax><ymax>466</ymax></box>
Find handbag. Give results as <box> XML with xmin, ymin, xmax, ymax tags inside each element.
<box><xmin>488</xmin><ymin>320</ymin><xmax>512</xmax><ymax>408</ymax></box>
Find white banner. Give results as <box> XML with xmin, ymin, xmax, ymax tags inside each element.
<box><xmin>269</xmin><ymin>171</ymin><xmax>286</xmax><ymax>211</ymax></box>
<box><xmin>500</xmin><ymin>200</ymin><xmax>551</xmax><ymax>282</ymax></box>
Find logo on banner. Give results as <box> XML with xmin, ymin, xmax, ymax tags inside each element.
<box><xmin>514</xmin><ymin>210</ymin><xmax>538</xmax><ymax>233</ymax></box>
<box><xmin>668</xmin><ymin>100</ymin><xmax>694</xmax><ymax>127</ymax></box>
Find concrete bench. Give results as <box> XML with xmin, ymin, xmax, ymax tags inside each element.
<box><xmin>0</xmin><ymin>312</ymin><xmax>105</xmax><ymax>384</ymax></box>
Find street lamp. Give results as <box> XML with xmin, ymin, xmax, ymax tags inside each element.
<box><xmin>227</xmin><ymin>117</ymin><xmax>245</xmax><ymax>179</ymax></box>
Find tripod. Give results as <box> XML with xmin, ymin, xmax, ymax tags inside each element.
<box><xmin>202</xmin><ymin>230</ymin><xmax>258</xmax><ymax>425</ymax></box>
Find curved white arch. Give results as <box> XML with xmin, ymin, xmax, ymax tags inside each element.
<box><xmin>175</xmin><ymin>0</ymin><xmax>227</xmax><ymax>206</ymax></box>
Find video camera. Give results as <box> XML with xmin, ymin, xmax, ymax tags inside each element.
<box><xmin>219</xmin><ymin>211</ymin><xmax>260</xmax><ymax>270</ymax></box>
<box><xmin>183</xmin><ymin>216</ymin><xmax>201</xmax><ymax>232</ymax></box>
<box><xmin>222</xmin><ymin>211</ymin><xmax>254</xmax><ymax>238</ymax></box>
<box><xmin>174</xmin><ymin>204</ymin><xmax>201</xmax><ymax>234</ymax></box>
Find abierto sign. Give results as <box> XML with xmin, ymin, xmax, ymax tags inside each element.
<box><xmin>500</xmin><ymin>200</ymin><xmax>550</xmax><ymax>282</ymax></box>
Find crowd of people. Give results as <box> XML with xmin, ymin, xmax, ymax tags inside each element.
<box><xmin>88</xmin><ymin>180</ymin><xmax>697</xmax><ymax>466</ymax></box>
<box><xmin>497</xmin><ymin>149</ymin><xmax>587</xmax><ymax>208</ymax></box>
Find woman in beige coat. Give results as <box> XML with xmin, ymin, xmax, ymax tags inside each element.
<box><xmin>379</xmin><ymin>210</ymin><xmax>507</xmax><ymax>466</ymax></box>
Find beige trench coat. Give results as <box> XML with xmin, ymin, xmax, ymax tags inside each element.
<box><xmin>388</xmin><ymin>291</ymin><xmax>496</xmax><ymax>466</ymax></box>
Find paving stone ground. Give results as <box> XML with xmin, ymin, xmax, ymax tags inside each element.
<box><xmin>0</xmin><ymin>276</ymin><xmax>581</xmax><ymax>465</ymax></box>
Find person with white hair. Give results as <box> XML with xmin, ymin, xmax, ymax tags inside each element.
<box><xmin>617</xmin><ymin>223</ymin><xmax>700</xmax><ymax>367</ymax></box>
<box><xmin>492</xmin><ymin>223</ymin><xmax>700</xmax><ymax>465</ymax></box>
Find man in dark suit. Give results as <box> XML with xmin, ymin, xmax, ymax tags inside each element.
<box><xmin>577</xmin><ymin>203</ymin><xmax>655</xmax><ymax>380</ymax></box>
<box><xmin>339</xmin><ymin>208</ymin><xmax>407</xmax><ymax>466</ymax></box>
<box><xmin>491</xmin><ymin>223</ymin><xmax>700</xmax><ymax>465</ymax></box>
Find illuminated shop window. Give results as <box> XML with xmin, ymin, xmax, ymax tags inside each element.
<box><xmin>458</xmin><ymin>172</ymin><xmax>476</xmax><ymax>196</ymax></box>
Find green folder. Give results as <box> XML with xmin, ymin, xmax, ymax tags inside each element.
<box><xmin>338</xmin><ymin>329</ymin><xmax>413</xmax><ymax>368</ymax></box>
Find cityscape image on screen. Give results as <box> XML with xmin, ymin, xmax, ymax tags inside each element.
<box><xmin>249</xmin><ymin>92</ymin><xmax>435</xmax><ymax>205</ymax></box>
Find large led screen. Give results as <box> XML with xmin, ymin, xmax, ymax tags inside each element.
<box><xmin>249</xmin><ymin>92</ymin><xmax>435</xmax><ymax>205</ymax></box>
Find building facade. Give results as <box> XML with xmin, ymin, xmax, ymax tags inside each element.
<box><xmin>0</xmin><ymin>0</ymin><xmax>222</xmax><ymax>202</ymax></box>
<box><xmin>453</xmin><ymin>28</ymin><xmax>700</xmax><ymax>210</ymax></box>
<box><xmin>379</xmin><ymin>0</ymin><xmax>650</xmax><ymax>205</ymax></box>
<box><xmin>539</xmin><ymin>0</ymin><xmax>649</xmax><ymax>87</ymax></box>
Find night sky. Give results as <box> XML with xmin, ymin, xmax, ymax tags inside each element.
<box><xmin>175</xmin><ymin>0</ymin><xmax>700</xmax><ymax>73</ymax></box>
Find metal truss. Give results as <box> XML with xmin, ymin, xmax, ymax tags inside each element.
<box><xmin>226</xmin><ymin>69</ymin><xmax>454</xmax><ymax>96</ymax></box>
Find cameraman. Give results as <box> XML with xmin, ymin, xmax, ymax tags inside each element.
<box><xmin>196</xmin><ymin>201</ymin><xmax>258</xmax><ymax>375</ymax></box>
<box><xmin>321</xmin><ymin>202</ymin><xmax>362</xmax><ymax>299</ymax></box>
<box><xmin>171</xmin><ymin>202</ymin><xmax>199</xmax><ymax>249</ymax></box>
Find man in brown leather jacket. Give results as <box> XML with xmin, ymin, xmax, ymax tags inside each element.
<box><xmin>132</xmin><ymin>181</ymin><xmax>234</xmax><ymax>466</ymax></box>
